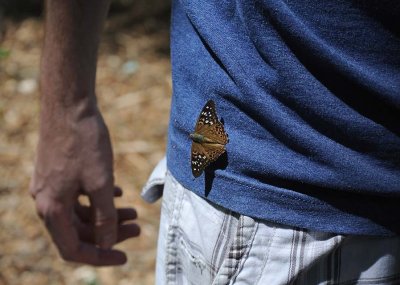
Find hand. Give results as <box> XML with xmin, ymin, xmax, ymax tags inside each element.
<box><xmin>30</xmin><ymin>108</ymin><xmax>140</xmax><ymax>266</ymax></box>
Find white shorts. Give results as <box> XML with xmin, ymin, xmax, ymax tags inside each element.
<box><xmin>142</xmin><ymin>158</ymin><xmax>400</xmax><ymax>285</ymax></box>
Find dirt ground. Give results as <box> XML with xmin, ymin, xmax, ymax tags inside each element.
<box><xmin>0</xmin><ymin>4</ymin><xmax>172</xmax><ymax>285</ymax></box>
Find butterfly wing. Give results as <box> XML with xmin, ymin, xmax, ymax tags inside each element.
<box><xmin>191</xmin><ymin>141</ymin><xmax>226</xmax><ymax>177</ymax></box>
<box><xmin>204</xmin><ymin>142</ymin><xmax>227</xmax><ymax>163</ymax></box>
<box><xmin>195</xmin><ymin>100</ymin><xmax>228</xmax><ymax>145</ymax></box>
<box><xmin>203</xmin><ymin>122</ymin><xmax>229</xmax><ymax>145</ymax></box>
<box><xmin>191</xmin><ymin>142</ymin><xmax>208</xmax><ymax>178</ymax></box>
<box><xmin>195</xmin><ymin>100</ymin><xmax>218</xmax><ymax>132</ymax></box>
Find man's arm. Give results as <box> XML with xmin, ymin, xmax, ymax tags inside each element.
<box><xmin>30</xmin><ymin>0</ymin><xmax>140</xmax><ymax>266</ymax></box>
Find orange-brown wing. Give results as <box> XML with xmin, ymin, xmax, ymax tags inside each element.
<box><xmin>202</xmin><ymin>121</ymin><xmax>229</xmax><ymax>145</ymax></box>
<box><xmin>191</xmin><ymin>142</ymin><xmax>226</xmax><ymax>177</ymax></box>
<box><xmin>204</xmin><ymin>142</ymin><xmax>226</xmax><ymax>163</ymax></box>
<box><xmin>191</xmin><ymin>142</ymin><xmax>208</xmax><ymax>178</ymax></box>
<box><xmin>194</xmin><ymin>100</ymin><xmax>228</xmax><ymax>145</ymax></box>
<box><xmin>194</xmin><ymin>100</ymin><xmax>218</xmax><ymax>133</ymax></box>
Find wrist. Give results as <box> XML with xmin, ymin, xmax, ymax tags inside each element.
<box><xmin>37</xmin><ymin>102</ymin><xmax>105</xmax><ymax>161</ymax></box>
<box><xmin>38</xmin><ymin>94</ymin><xmax>97</xmax><ymax>142</ymax></box>
<box><xmin>39</xmin><ymin>76</ymin><xmax>98</xmax><ymax>118</ymax></box>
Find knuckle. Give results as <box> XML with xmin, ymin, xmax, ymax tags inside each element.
<box><xmin>34</xmin><ymin>197</ymin><xmax>51</xmax><ymax>219</ymax></box>
<box><xmin>29</xmin><ymin>179</ymin><xmax>42</xmax><ymax>199</ymax></box>
<box><xmin>34</xmin><ymin>196</ymin><xmax>63</xmax><ymax>221</ymax></box>
<box><xmin>95</xmin><ymin>213</ymin><xmax>117</xmax><ymax>227</ymax></box>
<box><xmin>89</xmin><ymin>176</ymin><xmax>113</xmax><ymax>194</ymax></box>
<box><xmin>29</xmin><ymin>185</ymin><xmax>37</xmax><ymax>199</ymax></box>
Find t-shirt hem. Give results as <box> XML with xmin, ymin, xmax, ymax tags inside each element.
<box><xmin>167</xmin><ymin>164</ymin><xmax>398</xmax><ymax>237</ymax></box>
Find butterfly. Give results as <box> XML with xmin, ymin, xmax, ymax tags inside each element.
<box><xmin>190</xmin><ymin>100</ymin><xmax>229</xmax><ymax>178</ymax></box>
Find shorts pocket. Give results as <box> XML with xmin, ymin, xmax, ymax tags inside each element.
<box><xmin>141</xmin><ymin>156</ymin><xmax>167</xmax><ymax>203</ymax></box>
<box><xmin>163</xmin><ymin>181</ymin><xmax>240</xmax><ymax>284</ymax></box>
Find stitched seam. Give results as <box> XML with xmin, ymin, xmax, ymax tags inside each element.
<box><xmin>218</xmin><ymin>174</ymin><xmax>324</xmax><ymax>205</ymax></box>
<box><xmin>254</xmin><ymin>225</ymin><xmax>277</xmax><ymax>284</ymax></box>
<box><xmin>229</xmin><ymin>218</ymin><xmax>259</xmax><ymax>284</ymax></box>
<box><xmin>165</xmin><ymin>175</ymin><xmax>185</xmax><ymax>285</ymax></box>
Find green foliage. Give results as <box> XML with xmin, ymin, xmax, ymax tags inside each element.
<box><xmin>0</xmin><ymin>48</ymin><xmax>10</xmax><ymax>59</ymax></box>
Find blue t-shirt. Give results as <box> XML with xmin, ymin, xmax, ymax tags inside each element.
<box><xmin>166</xmin><ymin>0</ymin><xmax>400</xmax><ymax>236</ymax></box>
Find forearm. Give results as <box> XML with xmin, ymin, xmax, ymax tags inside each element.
<box><xmin>40</xmin><ymin>0</ymin><xmax>111</xmax><ymax>120</ymax></box>
<box><xmin>32</xmin><ymin>0</ymin><xmax>140</xmax><ymax>266</ymax></box>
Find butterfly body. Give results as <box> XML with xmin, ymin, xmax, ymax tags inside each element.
<box><xmin>190</xmin><ymin>100</ymin><xmax>229</xmax><ymax>178</ymax></box>
<box><xmin>189</xmin><ymin>133</ymin><xmax>223</xmax><ymax>144</ymax></box>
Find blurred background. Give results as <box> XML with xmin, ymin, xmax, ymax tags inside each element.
<box><xmin>0</xmin><ymin>0</ymin><xmax>172</xmax><ymax>284</ymax></box>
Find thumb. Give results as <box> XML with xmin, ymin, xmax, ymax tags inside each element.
<box><xmin>89</xmin><ymin>186</ymin><xmax>118</xmax><ymax>249</ymax></box>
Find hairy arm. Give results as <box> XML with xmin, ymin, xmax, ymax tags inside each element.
<box><xmin>30</xmin><ymin>0</ymin><xmax>140</xmax><ymax>266</ymax></box>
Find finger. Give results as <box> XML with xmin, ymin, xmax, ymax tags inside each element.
<box><xmin>35</xmin><ymin>195</ymin><xmax>124</xmax><ymax>266</ymax></box>
<box><xmin>113</xmin><ymin>186</ymin><xmax>123</xmax><ymax>197</ymax></box>
<box><xmin>116</xmin><ymin>223</ymin><xmax>141</xmax><ymax>243</ymax></box>
<box><xmin>76</xmin><ymin>221</ymin><xmax>141</xmax><ymax>244</ymax></box>
<box><xmin>35</xmin><ymin>194</ymin><xmax>79</xmax><ymax>251</ymax></box>
<box><xmin>81</xmin><ymin>245</ymin><xmax>127</xmax><ymax>266</ymax></box>
<box><xmin>79</xmin><ymin>186</ymin><xmax>123</xmax><ymax>197</ymax></box>
<box><xmin>69</xmin><ymin>242</ymin><xmax>128</xmax><ymax>266</ymax></box>
<box><xmin>89</xmin><ymin>186</ymin><xmax>118</xmax><ymax>249</ymax></box>
<box><xmin>117</xmin><ymin>208</ymin><xmax>138</xmax><ymax>222</ymax></box>
<box><xmin>75</xmin><ymin>204</ymin><xmax>137</xmax><ymax>224</ymax></box>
